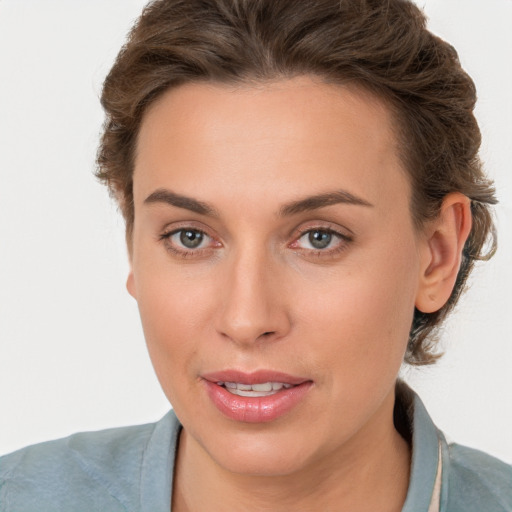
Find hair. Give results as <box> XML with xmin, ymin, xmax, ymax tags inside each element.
<box><xmin>96</xmin><ymin>0</ymin><xmax>497</xmax><ymax>365</ymax></box>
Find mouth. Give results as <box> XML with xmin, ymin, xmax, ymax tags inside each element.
<box><xmin>216</xmin><ymin>381</ymin><xmax>294</xmax><ymax>397</ymax></box>
<box><xmin>201</xmin><ymin>370</ymin><xmax>313</xmax><ymax>423</ymax></box>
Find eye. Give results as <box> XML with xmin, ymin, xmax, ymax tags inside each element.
<box><xmin>160</xmin><ymin>227</ymin><xmax>217</xmax><ymax>257</ymax></box>
<box><xmin>301</xmin><ymin>230</ymin><xmax>335</xmax><ymax>250</ymax></box>
<box><xmin>290</xmin><ymin>227</ymin><xmax>352</xmax><ymax>256</ymax></box>
<box><xmin>174</xmin><ymin>229</ymin><xmax>207</xmax><ymax>249</ymax></box>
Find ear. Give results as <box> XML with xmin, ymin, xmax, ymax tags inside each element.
<box><xmin>126</xmin><ymin>269</ymin><xmax>137</xmax><ymax>300</ymax></box>
<box><xmin>126</xmin><ymin>268</ymin><xmax>137</xmax><ymax>299</ymax></box>
<box><xmin>125</xmin><ymin>229</ymin><xmax>137</xmax><ymax>299</ymax></box>
<box><xmin>415</xmin><ymin>193</ymin><xmax>472</xmax><ymax>313</ymax></box>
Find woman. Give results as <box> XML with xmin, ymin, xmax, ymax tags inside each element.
<box><xmin>1</xmin><ymin>0</ymin><xmax>511</xmax><ymax>510</ymax></box>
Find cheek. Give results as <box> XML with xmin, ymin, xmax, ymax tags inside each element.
<box><xmin>294</xmin><ymin>243</ymin><xmax>418</xmax><ymax>379</ymax></box>
<box><xmin>132</xmin><ymin>264</ymin><xmax>218</xmax><ymax>397</ymax></box>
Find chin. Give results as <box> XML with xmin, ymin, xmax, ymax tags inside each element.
<box><xmin>214</xmin><ymin>446</ymin><xmax>309</xmax><ymax>477</ymax></box>
<box><xmin>199</xmin><ymin>426</ymin><xmax>318</xmax><ymax>477</ymax></box>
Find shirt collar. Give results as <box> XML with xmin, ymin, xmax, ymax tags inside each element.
<box><xmin>398</xmin><ymin>381</ymin><xmax>443</xmax><ymax>512</ymax></box>
<box><xmin>140</xmin><ymin>409</ymin><xmax>181</xmax><ymax>512</ymax></box>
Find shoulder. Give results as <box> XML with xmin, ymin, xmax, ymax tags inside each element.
<box><xmin>0</xmin><ymin>418</ymin><xmax>167</xmax><ymax>512</ymax></box>
<box><xmin>397</xmin><ymin>381</ymin><xmax>511</xmax><ymax>512</ymax></box>
<box><xmin>444</xmin><ymin>441</ymin><xmax>512</xmax><ymax>512</ymax></box>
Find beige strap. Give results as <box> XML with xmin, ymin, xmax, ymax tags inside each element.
<box><xmin>427</xmin><ymin>441</ymin><xmax>443</xmax><ymax>512</ymax></box>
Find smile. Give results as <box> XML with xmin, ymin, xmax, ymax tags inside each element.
<box><xmin>202</xmin><ymin>371</ymin><xmax>313</xmax><ymax>423</ymax></box>
<box><xmin>218</xmin><ymin>381</ymin><xmax>294</xmax><ymax>397</ymax></box>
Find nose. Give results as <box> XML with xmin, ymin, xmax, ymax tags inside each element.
<box><xmin>215</xmin><ymin>247</ymin><xmax>291</xmax><ymax>346</ymax></box>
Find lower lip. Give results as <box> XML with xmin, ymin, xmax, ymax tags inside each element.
<box><xmin>204</xmin><ymin>381</ymin><xmax>313</xmax><ymax>423</ymax></box>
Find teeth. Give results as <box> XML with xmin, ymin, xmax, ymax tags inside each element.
<box><xmin>252</xmin><ymin>382</ymin><xmax>272</xmax><ymax>392</ymax></box>
<box><xmin>221</xmin><ymin>381</ymin><xmax>294</xmax><ymax>396</ymax></box>
<box><xmin>273</xmin><ymin>382</ymin><xmax>293</xmax><ymax>390</ymax></box>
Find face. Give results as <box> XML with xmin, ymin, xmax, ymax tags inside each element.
<box><xmin>128</xmin><ymin>77</ymin><xmax>427</xmax><ymax>476</ymax></box>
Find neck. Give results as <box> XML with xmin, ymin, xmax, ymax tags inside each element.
<box><xmin>172</xmin><ymin>389</ymin><xmax>411</xmax><ymax>512</ymax></box>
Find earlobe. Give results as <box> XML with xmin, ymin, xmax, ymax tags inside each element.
<box><xmin>415</xmin><ymin>193</ymin><xmax>472</xmax><ymax>313</ymax></box>
<box><xmin>126</xmin><ymin>270</ymin><xmax>137</xmax><ymax>299</ymax></box>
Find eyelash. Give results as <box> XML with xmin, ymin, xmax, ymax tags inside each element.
<box><xmin>158</xmin><ymin>225</ymin><xmax>353</xmax><ymax>260</ymax></box>
<box><xmin>290</xmin><ymin>226</ymin><xmax>353</xmax><ymax>258</ymax></box>
<box><xmin>159</xmin><ymin>227</ymin><xmax>216</xmax><ymax>259</ymax></box>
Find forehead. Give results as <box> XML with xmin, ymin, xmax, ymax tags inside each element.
<box><xmin>134</xmin><ymin>76</ymin><xmax>408</xmax><ymax>212</ymax></box>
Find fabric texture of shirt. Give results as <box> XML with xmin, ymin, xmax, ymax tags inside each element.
<box><xmin>1</xmin><ymin>383</ymin><xmax>511</xmax><ymax>511</ymax></box>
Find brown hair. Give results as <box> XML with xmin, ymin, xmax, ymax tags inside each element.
<box><xmin>96</xmin><ymin>0</ymin><xmax>497</xmax><ymax>365</ymax></box>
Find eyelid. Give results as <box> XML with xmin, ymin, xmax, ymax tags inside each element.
<box><xmin>288</xmin><ymin>222</ymin><xmax>354</xmax><ymax>257</ymax></box>
<box><xmin>159</xmin><ymin>219</ymin><xmax>219</xmax><ymax>241</ymax></box>
<box><xmin>159</xmin><ymin>222</ymin><xmax>222</xmax><ymax>258</ymax></box>
<box><xmin>290</xmin><ymin>221</ymin><xmax>353</xmax><ymax>241</ymax></box>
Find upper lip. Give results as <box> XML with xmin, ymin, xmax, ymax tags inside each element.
<box><xmin>201</xmin><ymin>369</ymin><xmax>310</xmax><ymax>386</ymax></box>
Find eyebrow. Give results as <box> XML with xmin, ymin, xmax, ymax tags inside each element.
<box><xmin>143</xmin><ymin>188</ymin><xmax>373</xmax><ymax>217</ymax></box>
<box><xmin>144</xmin><ymin>188</ymin><xmax>220</xmax><ymax>217</ymax></box>
<box><xmin>279</xmin><ymin>190</ymin><xmax>373</xmax><ymax>216</ymax></box>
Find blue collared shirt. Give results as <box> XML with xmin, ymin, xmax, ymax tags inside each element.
<box><xmin>1</xmin><ymin>384</ymin><xmax>511</xmax><ymax>511</ymax></box>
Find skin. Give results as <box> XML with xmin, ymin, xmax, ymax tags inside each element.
<box><xmin>127</xmin><ymin>77</ymin><xmax>471</xmax><ymax>511</ymax></box>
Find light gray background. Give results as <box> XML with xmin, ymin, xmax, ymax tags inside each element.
<box><xmin>0</xmin><ymin>0</ymin><xmax>511</xmax><ymax>462</ymax></box>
